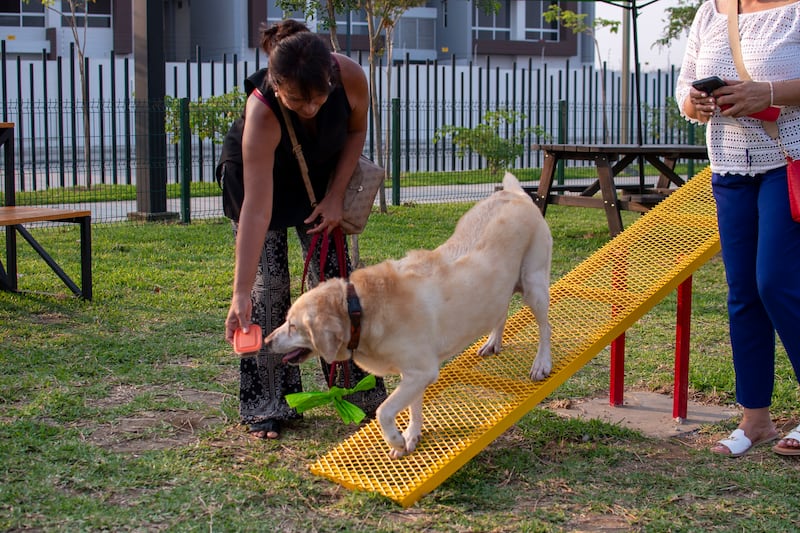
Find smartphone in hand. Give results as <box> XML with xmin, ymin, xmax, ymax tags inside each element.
<box><xmin>693</xmin><ymin>76</ymin><xmax>781</xmax><ymax>121</ymax></box>
<box><xmin>692</xmin><ymin>76</ymin><xmax>726</xmax><ymax>94</ymax></box>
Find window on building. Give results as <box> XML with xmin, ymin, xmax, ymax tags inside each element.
<box><xmin>395</xmin><ymin>16</ymin><xmax>435</xmax><ymax>50</ymax></box>
<box><xmin>473</xmin><ymin>1</ymin><xmax>510</xmax><ymax>41</ymax></box>
<box><xmin>267</xmin><ymin>5</ymin><xmax>306</xmax><ymax>29</ymax></box>
<box><xmin>473</xmin><ymin>0</ymin><xmax>560</xmax><ymax>43</ymax></box>
<box><xmin>0</xmin><ymin>0</ymin><xmax>45</xmax><ymax>27</ymax></box>
<box><xmin>333</xmin><ymin>10</ymin><xmax>369</xmax><ymax>37</ymax></box>
<box><xmin>525</xmin><ymin>0</ymin><xmax>559</xmax><ymax>42</ymax></box>
<box><xmin>61</xmin><ymin>0</ymin><xmax>111</xmax><ymax>29</ymax></box>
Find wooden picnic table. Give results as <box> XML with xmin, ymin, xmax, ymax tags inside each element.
<box><xmin>530</xmin><ymin>144</ymin><xmax>709</xmax><ymax>236</ymax></box>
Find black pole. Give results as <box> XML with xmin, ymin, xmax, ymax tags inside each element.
<box><xmin>631</xmin><ymin>0</ymin><xmax>646</xmax><ymax>188</ymax></box>
<box><xmin>631</xmin><ymin>0</ymin><xmax>644</xmax><ymax>146</ymax></box>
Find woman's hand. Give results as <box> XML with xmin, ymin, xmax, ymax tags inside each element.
<box><xmin>225</xmin><ymin>292</ymin><xmax>253</xmax><ymax>345</ymax></box>
<box><xmin>305</xmin><ymin>192</ymin><xmax>345</xmax><ymax>234</ymax></box>
<box><xmin>688</xmin><ymin>86</ymin><xmax>717</xmax><ymax>123</ymax></box>
<box><xmin>714</xmin><ymin>79</ymin><xmax>773</xmax><ymax>118</ymax></box>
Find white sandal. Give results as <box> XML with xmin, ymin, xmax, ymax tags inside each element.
<box><xmin>712</xmin><ymin>429</ymin><xmax>777</xmax><ymax>458</ymax></box>
<box><xmin>773</xmin><ymin>425</ymin><xmax>800</xmax><ymax>456</ymax></box>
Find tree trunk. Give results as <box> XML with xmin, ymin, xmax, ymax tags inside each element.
<box><xmin>80</xmin><ymin>57</ymin><xmax>91</xmax><ymax>189</ymax></box>
<box><xmin>326</xmin><ymin>1</ymin><xmax>340</xmax><ymax>51</ymax></box>
<box><xmin>365</xmin><ymin>7</ymin><xmax>387</xmax><ymax>213</ymax></box>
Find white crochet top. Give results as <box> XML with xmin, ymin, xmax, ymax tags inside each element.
<box><xmin>676</xmin><ymin>0</ymin><xmax>800</xmax><ymax>175</ymax></box>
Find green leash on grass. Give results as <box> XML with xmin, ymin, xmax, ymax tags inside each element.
<box><xmin>285</xmin><ymin>374</ymin><xmax>376</xmax><ymax>424</ymax></box>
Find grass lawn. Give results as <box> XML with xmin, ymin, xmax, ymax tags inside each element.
<box><xmin>1</xmin><ymin>202</ymin><xmax>799</xmax><ymax>532</ymax></box>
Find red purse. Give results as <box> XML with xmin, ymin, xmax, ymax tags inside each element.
<box><xmin>787</xmin><ymin>157</ymin><xmax>800</xmax><ymax>222</ymax></box>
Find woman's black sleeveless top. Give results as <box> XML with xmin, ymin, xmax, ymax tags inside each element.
<box><xmin>248</xmin><ymin>64</ymin><xmax>351</xmax><ymax>230</ymax></box>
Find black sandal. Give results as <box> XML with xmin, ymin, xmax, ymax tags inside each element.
<box><xmin>248</xmin><ymin>419</ymin><xmax>281</xmax><ymax>440</ymax></box>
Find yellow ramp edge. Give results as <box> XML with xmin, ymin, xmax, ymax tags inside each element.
<box><xmin>310</xmin><ymin>167</ymin><xmax>720</xmax><ymax>507</ymax></box>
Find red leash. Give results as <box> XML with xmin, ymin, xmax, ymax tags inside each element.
<box><xmin>300</xmin><ymin>227</ymin><xmax>351</xmax><ymax>388</ymax></box>
<box><xmin>301</xmin><ymin>227</ymin><xmax>348</xmax><ymax>292</ymax></box>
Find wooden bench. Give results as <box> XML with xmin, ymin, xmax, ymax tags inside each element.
<box><xmin>0</xmin><ymin>124</ymin><xmax>93</xmax><ymax>300</ymax></box>
<box><xmin>1</xmin><ymin>206</ymin><xmax>93</xmax><ymax>300</ymax></box>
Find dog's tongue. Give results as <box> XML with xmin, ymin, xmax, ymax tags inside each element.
<box><xmin>282</xmin><ymin>348</ymin><xmax>311</xmax><ymax>364</ymax></box>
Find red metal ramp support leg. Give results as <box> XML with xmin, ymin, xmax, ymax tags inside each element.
<box><xmin>673</xmin><ymin>276</ymin><xmax>692</xmax><ymax>420</ymax></box>
<box><xmin>610</xmin><ymin>334</ymin><xmax>625</xmax><ymax>406</ymax></box>
<box><xmin>608</xmin><ymin>276</ymin><xmax>693</xmax><ymax>417</ymax></box>
<box><xmin>609</xmin><ymin>247</ymin><xmax>627</xmax><ymax>407</ymax></box>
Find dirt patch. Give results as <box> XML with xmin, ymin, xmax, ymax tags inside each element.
<box><xmin>564</xmin><ymin>514</ymin><xmax>632</xmax><ymax>532</ymax></box>
<box><xmin>29</xmin><ymin>312</ymin><xmax>71</xmax><ymax>325</ymax></box>
<box><xmin>88</xmin><ymin>410</ymin><xmax>225</xmax><ymax>453</ymax></box>
<box><xmin>84</xmin><ymin>384</ymin><xmax>233</xmax><ymax>454</ymax></box>
<box><xmin>85</xmin><ymin>384</ymin><xmax>150</xmax><ymax>409</ymax></box>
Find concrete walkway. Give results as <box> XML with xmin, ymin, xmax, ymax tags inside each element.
<box><xmin>52</xmin><ymin>176</ymin><xmax>674</xmax><ymax>224</ymax></box>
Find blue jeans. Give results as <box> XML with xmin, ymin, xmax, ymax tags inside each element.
<box><xmin>712</xmin><ymin>167</ymin><xmax>800</xmax><ymax>409</ymax></box>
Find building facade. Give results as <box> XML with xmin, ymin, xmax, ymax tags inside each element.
<box><xmin>0</xmin><ymin>1</ymin><xmax>593</xmax><ymax>68</ymax></box>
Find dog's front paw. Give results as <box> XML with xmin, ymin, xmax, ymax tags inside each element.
<box><xmin>388</xmin><ymin>446</ymin><xmax>408</xmax><ymax>459</ymax></box>
<box><xmin>477</xmin><ymin>338</ymin><xmax>501</xmax><ymax>357</ymax></box>
<box><xmin>386</xmin><ymin>431</ymin><xmax>421</xmax><ymax>459</ymax></box>
<box><xmin>382</xmin><ymin>428</ymin><xmax>408</xmax><ymax>459</ymax></box>
<box><xmin>403</xmin><ymin>427</ymin><xmax>420</xmax><ymax>453</ymax></box>
<box><xmin>529</xmin><ymin>354</ymin><xmax>552</xmax><ymax>381</ymax></box>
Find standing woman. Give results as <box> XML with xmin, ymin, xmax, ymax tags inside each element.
<box><xmin>676</xmin><ymin>0</ymin><xmax>800</xmax><ymax>456</ymax></box>
<box><xmin>225</xmin><ymin>20</ymin><xmax>386</xmax><ymax>440</ymax></box>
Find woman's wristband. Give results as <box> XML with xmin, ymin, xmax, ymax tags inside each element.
<box><xmin>768</xmin><ymin>80</ymin><xmax>774</xmax><ymax>107</ymax></box>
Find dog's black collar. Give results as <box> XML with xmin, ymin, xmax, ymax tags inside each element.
<box><xmin>346</xmin><ymin>282</ymin><xmax>362</xmax><ymax>352</ymax></box>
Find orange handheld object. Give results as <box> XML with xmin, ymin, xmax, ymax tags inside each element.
<box><xmin>233</xmin><ymin>325</ymin><xmax>263</xmax><ymax>354</ymax></box>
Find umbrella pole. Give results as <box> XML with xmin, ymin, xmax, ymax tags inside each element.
<box><xmin>631</xmin><ymin>0</ymin><xmax>646</xmax><ymax>188</ymax></box>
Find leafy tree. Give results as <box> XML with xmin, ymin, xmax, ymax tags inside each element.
<box><xmin>543</xmin><ymin>5</ymin><xmax>619</xmax><ymax>143</ymax></box>
<box><xmin>164</xmin><ymin>88</ymin><xmax>246</xmax><ymax>145</ymax></box>
<box><xmin>277</xmin><ymin>0</ymin><xmax>362</xmax><ymax>52</ymax></box>
<box><xmin>362</xmin><ymin>0</ymin><xmax>425</xmax><ymax>210</ymax></box>
<box><xmin>360</xmin><ymin>0</ymin><xmax>500</xmax><ymax>206</ymax></box>
<box><xmin>433</xmin><ymin>110</ymin><xmax>547</xmax><ymax>177</ymax></box>
<box><xmin>654</xmin><ymin>0</ymin><xmax>702</xmax><ymax>48</ymax></box>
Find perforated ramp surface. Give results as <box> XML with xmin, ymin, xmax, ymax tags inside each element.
<box><xmin>310</xmin><ymin>167</ymin><xmax>720</xmax><ymax>507</ymax></box>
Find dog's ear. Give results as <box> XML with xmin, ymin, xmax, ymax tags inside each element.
<box><xmin>293</xmin><ymin>281</ymin><xmax>350</xmax><ymax>360</ymax></box>
<box><xmin>306</xmin><ymin>313</ymin><xmax>346</xmax><ymax>359</ymax></box>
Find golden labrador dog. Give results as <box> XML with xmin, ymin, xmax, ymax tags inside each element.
<box><xmin>264</xmin><ymin>172</ymin><xmax>552</xmax><ymax>458</ymax></box>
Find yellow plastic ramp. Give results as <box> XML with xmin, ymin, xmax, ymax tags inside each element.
<box><xmin>310</xmin><ymin>167</ymin><xmax>720</xmax><ymax>507</ymax></box>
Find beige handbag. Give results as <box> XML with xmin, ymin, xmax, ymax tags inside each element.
<box><xmin>278</xmin><ymin>101</ymin><xmax>383</xmax><ymax>234</ymax></box>
<box><xmin>335</xmin><ymin>155</ymin><xmax>384</xmax><ymax>234</ymax></box>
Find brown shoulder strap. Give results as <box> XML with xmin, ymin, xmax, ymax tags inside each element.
<box><xmin>727</xmin><ymin>0</ymin><xmax>750</xmax><ymax>81</ymax></box>
<box><xmin>276</xmin><ymin>99</ymin><xmax>318</xmax><ymax>206</ymax></box>
<box><xmin>726</xmin><ymin>0</ymin><xmax>780</xmax><ymax>138</ymax></box>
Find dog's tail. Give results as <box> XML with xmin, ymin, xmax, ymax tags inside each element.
<box><xmin>501</xmin><ymin>171</ymin><xmax>525</xmax><ymax>195</ymax></box>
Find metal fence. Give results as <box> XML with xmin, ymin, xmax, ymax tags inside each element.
<box><xmin>0</xmin><ymin>44</ymin><xmax>702</xmax><ymax>223</ymax></box>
